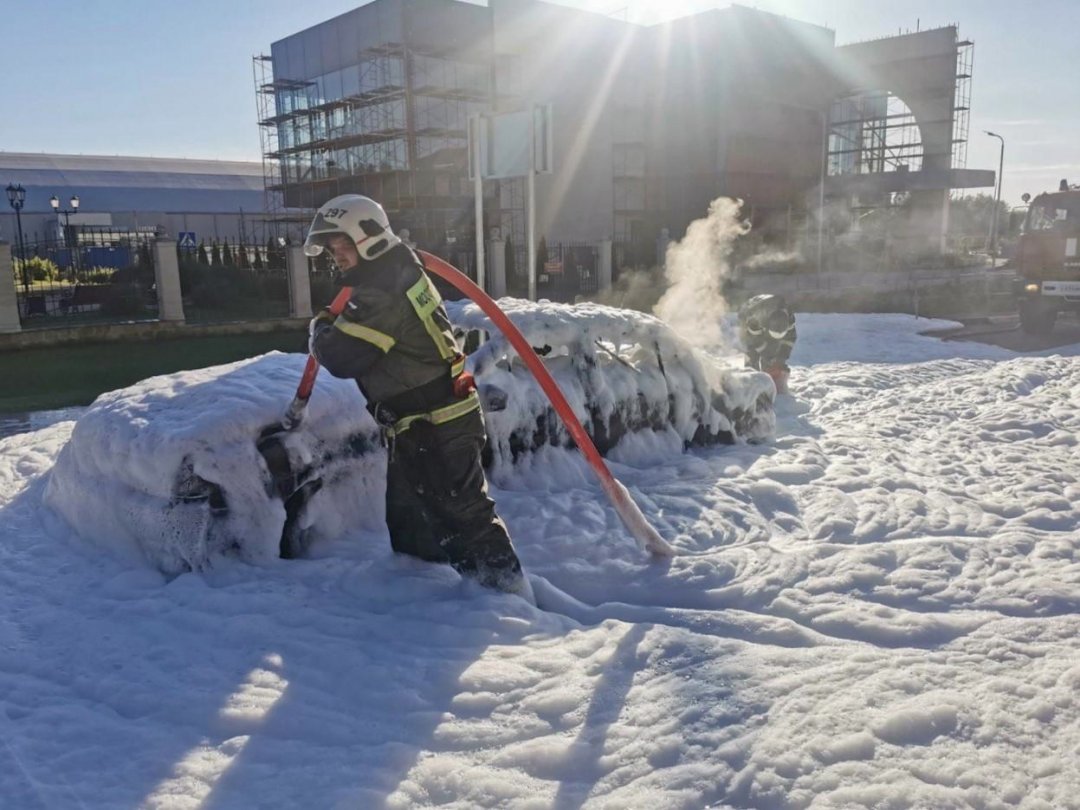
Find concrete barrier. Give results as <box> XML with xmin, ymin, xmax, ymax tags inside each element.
<box><xmin>0</xmin><ymin>242</ymin><xmax>20</xmax><ymax>333</ymax></box>
<box><xmin>152</xmin><ymin>239</ymin><xmax>185</xmax><ymax>323</ymax></box>
<box><xmin>0</xmin><ymin>316</ymin><xmax>308</xmax><ymax>352</ymax></box>
<box><xmin>286</xmin><ymin>246</ymin><xmax>313</xmax><ymax>318</ymax></box>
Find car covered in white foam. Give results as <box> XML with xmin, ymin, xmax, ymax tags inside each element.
<box><xmin>44</xmin><ymin>299</ymin><xmax>774</xmax><ymax>574</ymax></box>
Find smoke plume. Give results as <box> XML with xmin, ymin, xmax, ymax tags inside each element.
<box><xmin>653</xmin><ymin>197</ymin><xmax>750</xmax><ymax>350</ymax></box>
<box><xmin>589</xmin><ymin>267</ymin><xmax>667</xmax><ymax>312</ymax></box>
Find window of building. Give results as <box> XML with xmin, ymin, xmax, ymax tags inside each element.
<box><xmin>359</xmin><ymin>55</ymin><xmax>404</xmax><ymax>92</ymax></box>
<box><xmin>415</xmin><ymin>136</ymin><xmax>466</xmax><ymax>166</ymax></box>
<box><xmin>614</xmin><ymin>177</ymin><xmax>645</xmax><ymax>211</ymax></box>
<box><xmin>613</xmin><ymin>144</ymin><xmax>645</xmax><ymax>177</ymax></box>
<box><xmin>339</xmin><ymin>66</ymin><xmax>359</xmax><ymax>99</ymax></box>
<box><xmin>495</xmin><ymin>54</ymin><xmax>522</xmax><ymax>98</ymax></box>
<box><xmin>320</xmin><ymin>69</ymin><xmax>344</xmax><ymax>105</ymax></box>
<box><xmin>611</xmin><ymin>104</ymin><xmax>645</xmax><ymax>143</ymax></box>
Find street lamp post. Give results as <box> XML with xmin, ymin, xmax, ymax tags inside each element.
<box><xmin>985</xmin><ymin>131</ymin><xmax>1005</xmax><ymax>256</ymax></box>
<box><xmin>5</xmin><ymin>183</ymin><xmax>29</xmax><ymax>296</ymax></box>
<box><xmin>816</xmin><ymin>108</ymin><xmax>828</xmax><ymax>275</ymax></box>
<box><xmin>50</xmin><ymin>194</ymin><xmax>81</xmax><ymax>277</ymax></box>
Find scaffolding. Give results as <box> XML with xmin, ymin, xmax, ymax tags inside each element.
<box><xmin>253</xmin><ymin>54</ymin><xmax>313</xmax><ymax>240</ymax></box>
<box><xmin>254</xmin><ymin>34</ymin><xmax>490</xmax><ymax>246</ymax></box>
<box><xmin>253</xmin><ymin>47</ymin><xmax>410</xmax><ymax>234</ymax></box>
<box><xmin>827</xmin><ymin>92</ymin><xmax>925</xmax><ymax>178</ymax></box>
<box><xmin>952</xmin><ymin>39</ymin><xmax>973</xmax><ymax>169</ymax></box>
<box><xmin>827</xmin><ymin>33</ymin><xmax>974</xmax><ymax>183</ymax></box>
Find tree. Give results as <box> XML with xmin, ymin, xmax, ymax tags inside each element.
<box><xmin>198</xmin><ymin>240</ymin><xmax>210</xmax><ymax>266</ymax></box>
<box><xmin>211</xmin><ymin>241</ymin><xmax>222</xmax><ymax>267</ymax></box>
<box><xmin>253</xmin><ymin>244</ymin><xmax>264</xmax><ymax>270</ymax></box>
<box><xmin>237</xmin><ymin>242</ymin><xmax>250</xmax><ymax>269</ymax></box>
<box><xmin>947</xmin><ymin>193</ymin><xmax>1009</xmax><ymax>247</ymax></box>
<box><xmin>223</xmin><ymin>239</ymin><xmax>235</xmax><ymax>267</ymax></box>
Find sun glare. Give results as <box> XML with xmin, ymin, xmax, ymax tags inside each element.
<box><xmin>628</xmin><ymin>0</ymin><xmax>713</xmax><ymax>25</ymax></box>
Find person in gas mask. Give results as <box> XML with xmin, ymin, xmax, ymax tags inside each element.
<box><xmin>738</xmin><ymin>294</ymin><xmax>797</xmax><ymax>394</ymax></box>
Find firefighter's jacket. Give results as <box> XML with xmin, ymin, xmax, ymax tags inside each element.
<box><xmin>738</xmin><ymin>294</ymin><xmax>796</xmax><ymax>370</ymax></box>
<box><xmin>310</xmin><ymin>244</ymin><xmax>524</xmax><ymax>593</ymax></box>
<box><xmin>310</xmin><ymin>243</ymin><xmax>465</xmax><ymax>418</ymax></box>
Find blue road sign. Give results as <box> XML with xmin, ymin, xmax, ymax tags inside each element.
<box><xmin>178</xmin><ymin>232</ymin><xmax>197</xmax><ymax>249</ymax></box>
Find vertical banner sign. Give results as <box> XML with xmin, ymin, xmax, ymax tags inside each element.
<box><xmin>470</xmin><ymin>106</ymin><xmax>554</xmax><ymax>301</ymax></box>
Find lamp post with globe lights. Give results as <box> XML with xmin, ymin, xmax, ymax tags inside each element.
<box><xmin>50</xmin><ymin>194</ymin><xmax>81</xmax><ymax>277</ymax></box>
<box><xmin>5</xmin><ymin>183</ymin><xmax>29</xmax><ymax>297</ymax></box>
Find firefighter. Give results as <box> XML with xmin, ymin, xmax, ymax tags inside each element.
<box><xmin>304</xmin><ymin>194</ymin><xmax>531</xmax><ymax>600</ymax></box>
<box><xmin>738</xmin><ymin>294</ymin><xmax>797</xmax><ymax>394</ymax></box>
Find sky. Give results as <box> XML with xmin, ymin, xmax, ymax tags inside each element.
<box><xmin>2</xmin><ymin>0</ymin><xmax>1078</xmax><ymax>207</ymax></box>
<box><xmin>2</xmin><ymin>307</ymin><xmax>1078</xmax><ymax>807</ymax></box>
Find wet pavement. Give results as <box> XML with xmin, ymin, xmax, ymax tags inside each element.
<box><xmin>923</xmin><ymin>313</ymin><xmax>1080</xmax><ymax>352</ymax></box>
<box><xmin>0</xmin><ymin>407</ymin><xmax>85</xmax><ymax>440</ymax></box>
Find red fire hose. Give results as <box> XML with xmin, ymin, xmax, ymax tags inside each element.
<box><xmin>279</xmin><ymin>286</ymin><xmax>353</xmax><ymax>429</ymax></box>
<box><xmin>418</xmin><ymin>250</ymin><xmax>675</xmax><ymax>558</ymax></box>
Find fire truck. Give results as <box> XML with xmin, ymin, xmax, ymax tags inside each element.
<box><xmin>1014</xmin><ymin>180</ymin><xmax>1080</xmax><ymax>334</ymax></box>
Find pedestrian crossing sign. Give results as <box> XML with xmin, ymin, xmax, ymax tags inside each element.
<box><xmin>178</xmin><ymin>232</ymin><xmax>197</xmax><ymax>249</ymax></box>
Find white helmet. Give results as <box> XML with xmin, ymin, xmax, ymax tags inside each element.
<box><xmin>303</xmin><ymin>194</ymin><xmax>402</xmax><ymax>262</ymax></box>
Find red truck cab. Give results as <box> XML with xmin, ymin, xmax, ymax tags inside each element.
<box><xmin>1014</xmin><ymin>184</ymin><xmax>1080</xmax><ymax>334</ymax></box>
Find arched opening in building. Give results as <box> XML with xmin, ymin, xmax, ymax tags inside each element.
<box><xmin>827</xmin><ymin>90</ymin><xmax>924</xmax><ymax>178</ymax></box>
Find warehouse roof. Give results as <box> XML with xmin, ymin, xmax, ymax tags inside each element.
<box><xmin>0</xmin><ymin>152</ymin><xmax>265</xmax><ymax>213</ymax></box>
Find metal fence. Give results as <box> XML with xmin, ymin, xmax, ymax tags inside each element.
<box><xmin>178</xmin><ymin>241</ymin><xmax>291</xmax><ymax>323</ymax></box>
<box><xmin>501</xmin><ymin>240</ymin><xmax>603</xmax><ymax>302</ymax></box>
<box><xmin>536</xmin><ymin>242</ymin><xmax>599</xmax><ymax>303</ymax></box>
<box><xmin>12</xmin><ymin>227</ymin><xmax>159</xmax><ymax>327</ymax></box>
<box><xmin>435</xmin><ymin>248</ymin><xmax>476</xmax><ymax>301</ymax></box>
<box><xmin>613</xmin><ymin>239</ymin><xmax>656</xmax><ymax>280</ymax></box>
<box><xmin>7</xmin><ymin>232</ymin><xmax>620</xmax><ymax>333</ymax></box>
<box><xmin>309</xmin><ymin>252</ymin><xmax>338</xmax><ymax>311</ymax></box>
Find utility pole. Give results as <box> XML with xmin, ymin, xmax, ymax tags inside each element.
<box><xmin>985</xmin><ymin>131</ymin><xmax>1005</xmax><ymax>257</ymax></box>
<box><xmin>817</xmin><ymin>108</ymin><xmax>827</xmax><ymax>275</ymax></box>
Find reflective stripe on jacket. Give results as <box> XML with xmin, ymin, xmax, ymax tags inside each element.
<box><xmin>311</xmin><ymin>243</ymin><xmax>464</xmax><ymax>415</ymax></box>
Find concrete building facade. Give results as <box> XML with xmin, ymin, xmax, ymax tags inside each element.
<box><xmin>260</xmin><ymin>0</ymin><xmax>993</xmax><ymax>265</ymax></box>
<box><xmin>257</xmin><ymin>0</ymin><xmax>492</xmax><ymax>250</ymax></box>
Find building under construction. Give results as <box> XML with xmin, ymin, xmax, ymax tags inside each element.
<box><xmin>824</xmin><ymin>26</ymin><xmax>988</xmax><ymax>252</ymax></box>
<box><xmin>254</xmin><ymin>0</ymin><xmax>494</xmax><ymax>252</ymax></box>
<box><xmin>257</xmin><ymin>0</ymin><xmax>993</xmax><ymax>265</ymax></box>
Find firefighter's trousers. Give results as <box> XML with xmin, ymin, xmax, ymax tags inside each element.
<box><xmin>384</xmin><ymin>408</ymin><xmax>524</xmax><ymax>591</ymax></box>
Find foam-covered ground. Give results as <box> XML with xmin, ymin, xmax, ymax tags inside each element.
<box><xmin>1</xmin><ymin>313</ymin><xmax>1079</xmax><ymax>809</ymax></box>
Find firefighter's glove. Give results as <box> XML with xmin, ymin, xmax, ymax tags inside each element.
<box><xmin>308</xmin><ymin>309</ymin><xmax>335</xmax><ymax>357</ymax></box>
